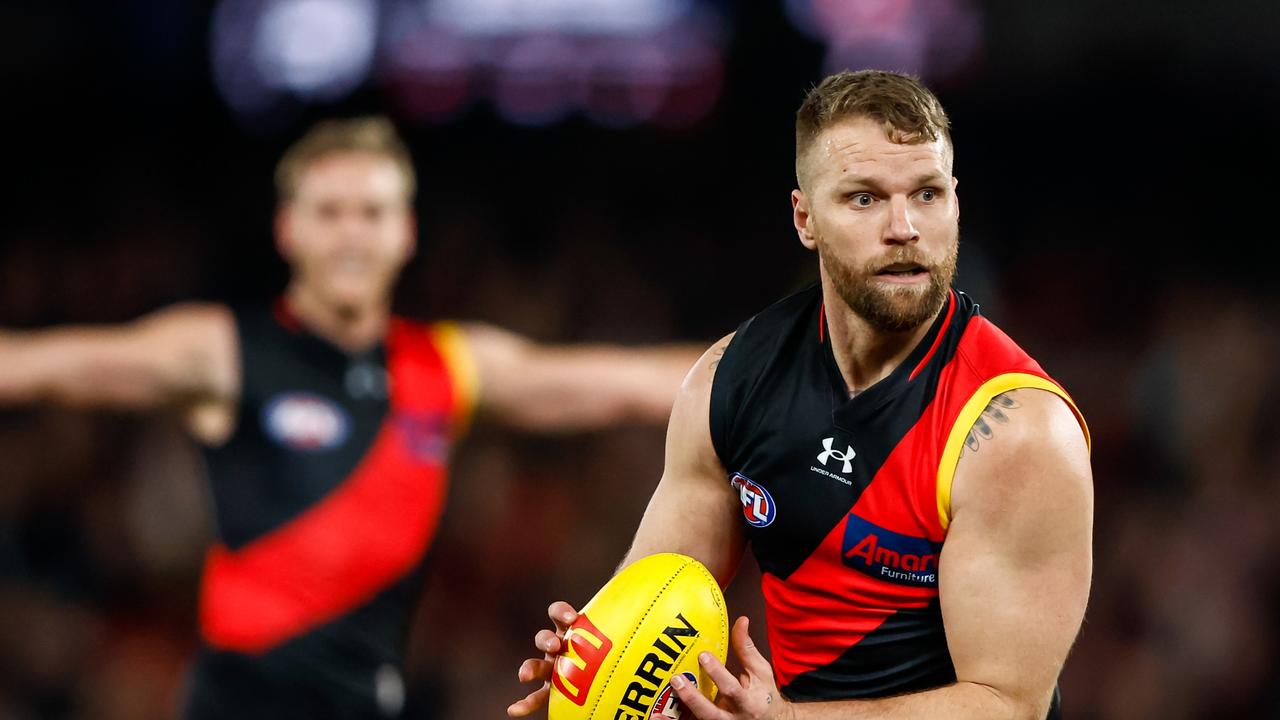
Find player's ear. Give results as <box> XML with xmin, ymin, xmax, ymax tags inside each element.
<box><xmin>951</xmin><ymin>176</ymin><xmax>960</xmax><ymax>218</ymax></box>
<box><xmin>792</xmin><ymin>189</ymin><xmax>817</xmax><ymax>251</ymax></box>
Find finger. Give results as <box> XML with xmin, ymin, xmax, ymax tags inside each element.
<box><xmin>548</xmin><ymin>601</ymin><xmax>578</xmax><ymax>633</ymax></box>
<box><xmin>535</xmin><ymin>628</ymin><xmax>563</xmax><ymax>655</ymax></box>
<box><xmin>670</xmin><ymin>673</ymin><xmax>728</xmax><ymax>720</ymax></box>
<box><xmin>517</xmin><ymin>658</ymin><xmax>553</xmax><ymax>683</ymax></box>
<box><xmin>506</xmin><ymin>684</ymin><xmax>550</xmax><ymax>718</ymax></box>
<box><xmin>698</xmin><ymin>650</ymin><xmax>745</xmax><ymax>705</ymax></box>
<box><xmin>731</xmin><ymin>616</ymin><xmax>773</xmax><ymax>678</ymax></box>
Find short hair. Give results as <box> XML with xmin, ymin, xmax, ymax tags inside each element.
<box><xmin>274</xmin><ymin>116</ymin><xmax>417</xmax><ymax>203</ymax></box>
<box><xmin>795</xmin><ymin>70</ymin><xmax>951</xmax><ymax>188</ymax></box>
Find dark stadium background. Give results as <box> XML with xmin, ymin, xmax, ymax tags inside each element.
<box><xmin>2</xmin><ymin>1</ymin><xmax>1278</xmax><ymax>718</ymax></box>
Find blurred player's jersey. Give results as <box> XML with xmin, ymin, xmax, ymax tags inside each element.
<box><xmin>709</xmin><ymin>284</ymin><xmax>1087</xmax><ymax>718</ymax></box>
<box><xmin>186</xmin><ymin>302</ymin><xmax>475</xmax><ymax>719</ymax></box>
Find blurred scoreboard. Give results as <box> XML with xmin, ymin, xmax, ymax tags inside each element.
<box><xmin>211</xmin><ymin>0</ymin><xmax>726</xmax><ymax>129</ymax></box>
<box><xmin>210</xmin><ymin>0</ymin><xmax>982</xmax><ymax>131</ymax></box>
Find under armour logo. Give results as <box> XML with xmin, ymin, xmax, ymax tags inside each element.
<box><xmin>817</xmin><ymin>437</ymin><xmax>856</xmax><ymax>473</ymax></box>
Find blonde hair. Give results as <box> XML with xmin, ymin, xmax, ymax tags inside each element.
<box><xmin>796</xmin><ymin>70</ymin><xmax>952</xmax><ymax>187</ymax></box>
<box><xmin>274</xmin><ymin>116</ymin><xmax>417</xmax><ymax>203</ymax></box>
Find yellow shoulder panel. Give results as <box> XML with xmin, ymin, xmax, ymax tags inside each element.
<box><xmin>937</xmin><ymin>372</ymin><xmax>1090</xmax><ymax>531</ymax></box>
<box><xmin>428</xmin><ymin>322</ymin><xmax>480</xmax><ymax>437</ymax></box>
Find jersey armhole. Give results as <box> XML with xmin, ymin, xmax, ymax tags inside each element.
<box><xmin>428</xmin><ymin>322</ymin><xmax>481</xmax><ymax>438</ymax></box>
<box><xmin>708</xmin><ymin>320</ymin><xmax>754</xmax><ymax>468</ymax></box>
<box><xmin>936</xmin><ymin>372</ymin><xmax>1091</xmax><ymax>532</ymax></box>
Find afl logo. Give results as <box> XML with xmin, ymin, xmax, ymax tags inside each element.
<box><xmin>649</xmin><ymin>672</ymin><xmax>697</xmax><ymax>719</ymax></box>
<box><xmin>729</xmin><ymin>472</ymin><xmax>775</xmax><ymax>528</ymax></box>
<box><xmin>262</xmin><ymin>392</ymin><xmax>350</xmax><ymax>451</ymax></box>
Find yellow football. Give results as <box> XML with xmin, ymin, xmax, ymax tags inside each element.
<box><xmin>549</xmin><ymin>553</ymin><xmax>729</xmax><ymax>720</ymax></box>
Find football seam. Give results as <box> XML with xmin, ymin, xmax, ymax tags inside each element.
<box><xmin>694</xmin><ymin>561</ymin><xmax>729</xmax><ymax>662</ymax></box>
<box><xmin>585</xmin><ymin>555</ymin><xmax>696</xmax><ymax>720</ymax></box>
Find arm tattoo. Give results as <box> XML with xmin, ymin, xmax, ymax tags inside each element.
<box><xmin>962</xmin><ymin>393</ymin><xmax>1019</xmax><ymax>455</ymax></box>
<box><xmin>709</xmin><ymin>344</ymin><xmax>727</xmax><ymax>370</ymax></box>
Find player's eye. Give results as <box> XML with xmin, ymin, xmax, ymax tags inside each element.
<box><xmin>851</xmin><ymin>193</ymin><xmax>875</xmax><ymax>207</ymax></box>
<box><xmin>919</xmin><ymin>188</ymin><xmax>937</xmax><ymax>202</ymax></box>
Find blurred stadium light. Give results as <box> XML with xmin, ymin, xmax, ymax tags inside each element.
<box><xmin>212</xmin><ymin>0</ymin><xmax>379</xmax><ymax>122</ymax></box>
<box><xmin>423</xmin><ymin>0</ymin><xmax>690</xmax><ymax>34</ymax></box>
<box><xmin>212</xmin><ymin>0</ymin><xmax>725</xmax><ymax>130</ymax></box>
<box><xmin>784</xmin><ymin>0</ymin><xmax>983</xmax><ymax>85</ymax></box>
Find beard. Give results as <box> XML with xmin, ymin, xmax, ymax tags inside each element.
<box><xmin>819</xmin><ymin>232</ymin><xmax>958</xmax><ymax>333</ymax></box>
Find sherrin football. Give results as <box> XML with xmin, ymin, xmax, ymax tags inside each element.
<box><xmin>549</xmin><ymin>553</ymin><xmax>729</xmax><ymax>720</ymax></box>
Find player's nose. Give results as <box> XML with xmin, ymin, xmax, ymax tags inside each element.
<box><xmin>884</xmin><ymin>196</ymin><xmax>920</xmax><ymax>245</ymax></box>
<box><xmin>334</xmin><ymin>211</ymin><xmax>375</xmax><ymax>243</ymax></box>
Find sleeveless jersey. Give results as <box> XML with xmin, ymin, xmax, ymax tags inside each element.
<box><xmin>709</xmin><ymin>284</ymin><xmax>1088</xmax><ymax>713</ymax></box>
<box><xmin>188</xmin><ymin>303</ymin><xmax>475</xmax><ymax>719</ymax></box>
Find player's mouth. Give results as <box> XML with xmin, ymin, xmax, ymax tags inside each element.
<box><xmin>874</xmin><ymin>262</ymin><xmax>930</xmax><ymax>284</ymax></box>
<box><xmin>329</xmin><ymin>256</ymin><xmax>374</xmax><ymax>276</ymax></box>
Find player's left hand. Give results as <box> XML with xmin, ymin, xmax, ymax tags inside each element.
<box><xmin>668</xmin><ymin>616</ymin><xmax>794</xmax><ymax>720</ymax></box>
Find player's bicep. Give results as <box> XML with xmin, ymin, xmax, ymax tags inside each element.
<box><xmin>458</xmin><ymin>323</ymin><xmax>605</xmax><ymax>430</ymax></box>
<box><xmin>625</xmin><ymin>335</ymin><xmax>744</xmax><ymax>586</ymax></box>
<box><xmin>938</xmin><ymin>389</ymin><xmax>1092</xmax><ymax>716</ymax></box>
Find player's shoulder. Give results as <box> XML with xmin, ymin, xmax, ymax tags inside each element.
<box><xmin>385</xmin><ymin>316</ymin><xmax>471</xmax><ymax>362</ymax></box>
<box><xmin>678</xmin><ymin>332</ymin><xmax>737</xmax><ymax>401</ymax></box>
<box><xmin>951</xmin><ymin>385</ymin><xmax>1092</xmax><ymax>519</ymax></box>
<box><xmin>387</xmin><ymin>313</ymin><xmax>435</xmax><ymax>336</ymax></box>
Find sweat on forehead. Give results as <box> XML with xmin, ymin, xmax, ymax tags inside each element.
<box><xmin>797</xmin><ymin>116</ymin><xmax>953</xmax><ymax>190</ymax></box>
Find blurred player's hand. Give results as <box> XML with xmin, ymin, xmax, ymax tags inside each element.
<box><xmin>507</xmin><ymin>601</ymin><xmax>579</xmax><ymax>717</ymax></box>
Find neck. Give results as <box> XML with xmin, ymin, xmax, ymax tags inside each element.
<box><xmin>821</xmin><ymin>276</ymin><xmax>940</xmax><ymax>396</ymax></box>
<box><xmin>284</xmin><ymin>281</ymin><xmax>389</xmax><ymax>353</ymax></box>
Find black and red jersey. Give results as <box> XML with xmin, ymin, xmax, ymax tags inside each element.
<box><xmin>187</xmin><ymin>303</ymin><xmax>475</xmax><ymax>719</ymax></box>
<box><xmin>710</xmin><ymin>283</ymin><xmax>1088</xmax><ymax>714</ymax></box>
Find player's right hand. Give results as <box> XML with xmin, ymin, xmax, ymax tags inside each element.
<box><xmin>507</xmin><ymin>600</ymin><xmax>579</xmax><ymax>717</ymax></box>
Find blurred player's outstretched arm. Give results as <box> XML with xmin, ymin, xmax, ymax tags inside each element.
<box><xmin>0</xmin><ymin>307</ymin><xmax>698</xmax><ymax>444</ymax></box>
<box><xmin>461</xmin><ymin>323</ymin><xmax>704</xmax><ymax>433</ymax></box>
<box><xmin>0</xmin><ymin>304</ymin><xmax>239</xmax><ymax>442</ymax></box>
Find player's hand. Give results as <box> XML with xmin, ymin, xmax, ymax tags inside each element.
<box><xmin>507</xmin><ymin>601</ymin><xmax>579</xmax><ymax>717</ymax></box>
<box><xmin>669</xmin><ymin>616</ymin><xmax>794</xmax><ymax>720</ymax></box>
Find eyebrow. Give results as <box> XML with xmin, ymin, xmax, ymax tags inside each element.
<box><xmin>834</xmin><ymin>173</ymin><xmax>947</xmax><ymax>193</ymax></box>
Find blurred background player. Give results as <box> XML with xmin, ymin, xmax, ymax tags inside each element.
<box><xmin>0</xmin><ymin>116</ymin><xmax>700</xmax><ymax>719</ymax></box>
<box><xmin>511</xmin><ymin>70</ymin><xmax>1092</xmax><ymax>720</ymax></box>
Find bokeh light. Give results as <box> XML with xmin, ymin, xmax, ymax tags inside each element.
<box><xmin>212</xmin><ymin>0</ymin><xmax>726</xmax><ymax>129</ymax></box>
<box><xmin>211</xmin><ymin>0</ymin><xmax>378</xmax><ymax>126</ymax></box>
<box><xmin>784</xmin><ymin>0</ymin><xmax>983</xmax><ymax>84</ymax></box>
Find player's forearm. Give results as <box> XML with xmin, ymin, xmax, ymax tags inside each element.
<box><xmin>786</xmin><ymin>681</ymin><xmax>1044</xmax><ymax>720</ymax></box>
<box><xmin>0</xmin><ymin>328</ymin><xmax>163</xmax><ymax>407</ymax></box>
<box><xmin>0</xmin><ymin>329</ymin><xmax>61</xmax><ymax>403</ymax></box>
<box><xmin>598</xmin><ymin>344</ymin><xmax>702</xmax><ymax>422</ymax></box>
<box><xmin>503</xmin><ymin>343</ymin><xmax>701</xmax><ymax>431</ymax></box>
